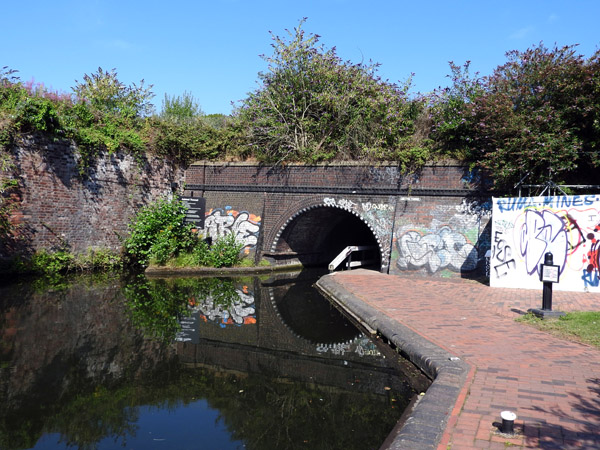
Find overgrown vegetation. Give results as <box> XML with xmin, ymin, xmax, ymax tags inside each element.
<box><xmin>430</xmin><ymin>44</ymin><xmax>600</xmax><ymax>189</ymax></box>
<box><xmin>10</xmin><ymin>248</ymin><xmax>123</xmax><ymax>276</ymax></box>
<box><xmin>235</xmin><ymin>19</ymin><xmax>430</xmax><ymax>171</ymax></box>
<box><xmin>123</xmin><ymin>197</ymin><xmax>245</xmax><ymax>270</ymax></box>
<box><xmin>2</xmin><ymin>24</ymin><xmax>600</xmax><ymax>190</ymax></box>
<box><xmin>517</xmin><ymin>311</ymin><xmax>600</xmax><ymax>348</ymax></box>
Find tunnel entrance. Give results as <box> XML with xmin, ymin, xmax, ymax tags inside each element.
<box><xmin>271</xmin><ymin>206</ymin><xmax>382</xmax><ymax>271</ymax></box>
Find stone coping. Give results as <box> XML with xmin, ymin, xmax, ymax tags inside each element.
<box><xmin>316</xmin><ymin>273</ymin><xmax>471</xmax><ymax>450</ymax></box>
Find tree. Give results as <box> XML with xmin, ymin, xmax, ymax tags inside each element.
<box><xmin>160</xmin><ymin>91</ymin><xmax>202</xmax><ymax>122</ymax></box>
<box><xmin>432</xmin><ymin>44</ymin><xmax>600</xmax><ymax>190</ymax></box>
<box><xmin>72</xmin><ymin>67</ymin><xmax>154</xmax><ymax>118</ymax></box>
<box><xmin>235</xmin><ymin>19</ymin><xmax>428</xmax><ymax>168</ymax></box>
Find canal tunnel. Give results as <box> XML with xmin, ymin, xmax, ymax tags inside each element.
<box><xmin>270</xmin><ymin>206</ymin><xmax>382</xmax><ymax>271</ymax></box>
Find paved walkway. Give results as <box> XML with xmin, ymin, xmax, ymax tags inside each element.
<box><xmin>321</xmin><ymin>270</ymin><xmax>600</xmax><ymax>450</ymax></box>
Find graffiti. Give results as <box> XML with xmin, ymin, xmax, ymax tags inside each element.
<box><xmin>396</xmin><ymin>226</ymin><xmax>477</xmax><ymax>273</ymax></box>
<box><xmin>369</xmin><ymin>166</ymin><xmax>398</xmax><ymax>184</ymax></box>
<box><xmin>361</xmin><ymin>202</ymin><xmax>394</xmax><ymax>212</ymax></box>
<box><xmin>455</xmin><ymin>198</ymin><xmax>492</xmax><ymax>218</ymax></box>
<box><xmin>491</xmin><ymin>195</ymin><xmax>600</xmax><ymax>292</ymax></box>
<box><xmin>315</xmin><ymin>337</ymin><xmax>382</xmax><ymax>357</ymax></box>
<box><xmin>323</xmin><ymin>197</ymin><xmax>357</xmax><ymax>210</ymax></box>
<box><xmin>492</xmin><ymin>230</ymin><xmax>515</xmax><ymax>278</ymax></box>
<box><xmin>204</xmin><ymin>208</ymin><xmax>261</xmax><ymax>249</ymax></box>
<box><xmin>582</xmin><ymin>225</ymin><xmax>600</xmax><ymax>288</ymax></box>
<box><xmin>191</xmin><ymin>288</ymin><xmax>256</xmax><ymax>327</ymax></box>
<box><xmin>518</xmin><ymin>209</ymin><xmax>569</xmax><ymax>276</ymax></box>
<box><xmin>316</xmin><ymin>342</ymin><xmax>351</xmax><ymax>355</ymax></box>
<box><xmin>497</xmin><ymin>194</ymin><xmax>598</xmax><ymax>213</ymax></box>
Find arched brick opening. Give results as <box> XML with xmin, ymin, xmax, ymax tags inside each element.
<box><xmin>269</xmin><ymin>205</ymin><xmax>383</xmax><ymax>271</ymax></box>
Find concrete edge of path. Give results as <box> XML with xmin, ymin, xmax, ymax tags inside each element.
<box><xmin>316</xmin><ymin>274</ymin><xmax>471</xmax><ymax>450</ymax></box>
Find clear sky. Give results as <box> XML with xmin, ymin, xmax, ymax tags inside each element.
<box><xmin>3</xmin><ymin>0</ymin><xmax>599</xmax><ymax>115</ymax></box>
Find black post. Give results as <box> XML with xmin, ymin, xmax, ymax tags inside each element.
<box><xmin>542</xmin><ymin>252</ymin><xmax>553</xmax><ymax>311</ymax></box>
<box><xmin>530</xmin><ymin>252</ymin><xmax>565</xmax><ymax>319</ymax></box>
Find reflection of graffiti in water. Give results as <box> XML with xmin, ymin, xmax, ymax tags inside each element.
<box><xmin>316</xmin><ymin>336</ymin><xmax>382</xmax><ymax>357</ymax></box>
<box><xmin>396</xmin><ymin>226</ymin><xmax>477</xmax><ymax>273</ymax></box>
<box><xmin>204</xmin><ymin>207</ymin><xmax>261</xmax><ymax>252</ymax></box>
<box><xmin>188</xmin><ymin>286</ymin><xmax>256</xmax><ymax>327</ymax></box>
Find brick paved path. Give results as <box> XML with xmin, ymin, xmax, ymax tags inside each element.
<box><xmin>325</xmin><ymin>270</ymin><xmax>600</xmax><ymax>450</ymax></box>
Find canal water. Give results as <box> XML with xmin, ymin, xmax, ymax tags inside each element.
<box><xmin>0</xmin><ymin>269</ymin><xmax>425</xmax><ymax>450</ymax></box>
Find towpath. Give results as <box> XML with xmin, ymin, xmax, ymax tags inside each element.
<box><xmin>317</xmin><ymin>270</ymin><xmax>600</xmax><ymax>450</ymax></box>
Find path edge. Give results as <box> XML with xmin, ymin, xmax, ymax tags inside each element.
<box><xmin>316</xmin><ymin>273</ymin><xmax>471</xmax><ymax>450</ymax></box>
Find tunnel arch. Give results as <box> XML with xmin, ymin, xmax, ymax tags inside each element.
<box><xmin>269</xmin><ymin>203</ymin><xmax>384</xmax><ymax>271</ymax></box>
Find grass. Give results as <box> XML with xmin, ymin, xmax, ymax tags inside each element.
<box><xmin>148</xmin><ymin>252</ymin><xmax>272</xmax><ymax>269</ymax></box>
<box><xmin>516</xmin><ymin>311</ymin><xmax>600</xmax><ymax>348</ymax></box>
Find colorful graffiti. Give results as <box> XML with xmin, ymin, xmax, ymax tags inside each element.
<box><xmin>396</xmin><ymin>226</ymin><xmax>478</xmax><ymax>273</ymax></box>
<box><xmin>204</xmin><ymin>207</ymin><xmax>261</xmax><ymax>252</ymax></box>
<box><xmin>491</xmin><ymin>195</ymin><xmax>600</xmax><ymax>292</ymax></box>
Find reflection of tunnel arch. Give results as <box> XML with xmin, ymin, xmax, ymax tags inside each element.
<box><xmin>266</xmin><ymin>272</ymin><xmax>362</xmax><ymax>345</ymax></box>
<box><xmin>270</xmin><ymin>205</ymin><xmax>382</xmax><ymax>270</ymax></box>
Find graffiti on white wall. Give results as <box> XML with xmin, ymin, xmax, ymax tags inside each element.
<box><xmin>491</xmin><ymin>195</ymin><xmax>600</xmax><ymax>292</ymax></box>
<box><xmin>204</xmin><ymin>207</ymin><xmax>261</xmax><ymax>252</ymax></box>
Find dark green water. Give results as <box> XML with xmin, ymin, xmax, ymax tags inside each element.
<box><xmin>0</xmin><ymin>270</ymin><xmax>420</xmax><ymax>450</ymax></box>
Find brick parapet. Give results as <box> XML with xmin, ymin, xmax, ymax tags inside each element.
<box><xmin>186</xmin><ymin>161</ymin><xmax>484</xmax><ymax>192</ymax></box>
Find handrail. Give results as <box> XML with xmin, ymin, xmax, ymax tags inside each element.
<box><xmin>328</xmin><ymin>245</ymin><xmax>377</xmax><ymax>272</ymax></box>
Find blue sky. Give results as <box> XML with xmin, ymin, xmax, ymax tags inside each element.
<box><xmin>3</xmin><ymin>0</ymin><xmax>599</xmax><ymax>115</ymax></box>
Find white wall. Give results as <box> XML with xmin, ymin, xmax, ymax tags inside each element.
<box><xmin>490</xmin><ymin>195</ymin><xmax>600</xmax><ymax>292</ymax></box>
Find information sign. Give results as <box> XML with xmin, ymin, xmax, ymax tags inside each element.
<box><xmin>181</xmin><ymin>197</ymin><xmax>206</xmax><ymax>228</ymax></box>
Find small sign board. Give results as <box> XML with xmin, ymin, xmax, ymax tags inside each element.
<box><xmin>175</xmin><ymin>313</ymin><xmax>200</xmax><ymax>344</ymax></box>
<box><xmin>540</xmin><ymin>264</ymin><xmax>560</xmax><ymax>283</ymax></box>
<box><xmin>181</xmin><ymin>197</ymin><xmax>206</xmax><ymax>229</ymax></box>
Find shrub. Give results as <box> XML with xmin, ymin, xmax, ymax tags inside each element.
<box><xmin>235</xmin><ymin>19</ymin><xmax>428</xmax><ymax>166</ymax></box>
<box><xmin>430</xmin><ymin>45</ymin><xmax>600</xmax><ymax>189</ymax></box>
<box><xmin>205</xmin><ymin>233</ymin><xmax>245</xmax><ymax>268</ymax></box>
<box><xmin>123</xmin><ymin>197</ymin><xmax>193</xmax><ymax>269</ymax></box>
<box><xmin>160</xmin><ymin>91</ymin><xmax>202</xmax><ymax>122</ymax></box>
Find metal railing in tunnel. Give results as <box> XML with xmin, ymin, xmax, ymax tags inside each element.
<box><xmin>328</xmin><ymin>245</ymin><xmax>378</xmax><ymax>272</ymax></box>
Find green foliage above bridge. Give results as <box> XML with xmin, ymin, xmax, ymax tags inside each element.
<box><xmin>234</xmin><ymin>19</ymin><xmax>430</xmax><ymax>172</ymax></box>
<box><xmin>1</xmin><ymin>20</ymin><xmax>599</xmax><ymax>191</ymax></box>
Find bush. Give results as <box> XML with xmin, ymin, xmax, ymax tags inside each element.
<box><xmin>123</xmin><ymin>197</ymin><xmax>193</xmax><ymax>269</ymax></box>
<box><xmin>235</xmin><ymin>19</ymin><xmax>428</xmax><ymax>166</ymax></box>
<box><xmin>205</xmin><ymin>233</ymin><xmax>245</xmax><ymax>268</ymax></box>
<box><xmin>430</xmin><ymin>45</ymin><xmax>600</xmax><ymax>189</ymax></box>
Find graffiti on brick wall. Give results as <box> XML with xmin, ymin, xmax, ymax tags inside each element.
<box><xmin>491</xmin><ymin>195</ymin><xmax>600</xmax><ymax>292</ymax></box>
<box><xmin>393</xmin><ymin>200</ymin><xmax>489</xmax><ymax>275</ymax></box>
<box><xmin>396</xmin><ymin>226</ymin><xmax>478</xmax><ymax>273</ymax></box>
<box><xmin>204</xmin><ymin>207</ymin><xmax>261</xmax><ymax>253</ymax></box>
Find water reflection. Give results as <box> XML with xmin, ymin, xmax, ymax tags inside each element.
<box><xmin>0</xmin><ymin>271</ymin><xmax>422</xmax><ymax>450</ymax></box>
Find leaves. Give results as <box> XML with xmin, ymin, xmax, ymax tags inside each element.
<box><xmin>235</xmin><ymin>19</ymin><xmax>427</xmax><ymax>167</ymax></box>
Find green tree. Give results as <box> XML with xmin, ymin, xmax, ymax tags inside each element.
<box><xmin>235</xmin><ymin>19</ymin><xmax>428</xmax><ymax>168</ymax></box>
<box><xmin>72</xmin><ymin>67</ymin><xmax>154</xmax><ymax>118</ymax></box>
<box><xmin>431</xmin><ymin>44</ymin><xmax>600</xmax><ymax>190</ymax></box>
<box><xmin>160</xmin><ymin>91</ymin><xmax>202</xmax><ymax>122</ymax></box>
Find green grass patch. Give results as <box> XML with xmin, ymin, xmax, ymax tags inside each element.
<box><xmin>516</xmin><ymin>312</ymin><xmax>600</xmax><ymax>348</ymax></box>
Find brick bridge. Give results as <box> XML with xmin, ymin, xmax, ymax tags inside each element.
<box><xmin>183</xmin><ymin>162</ymin><xmax>492</xmax><ymax>278</ymax></box>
